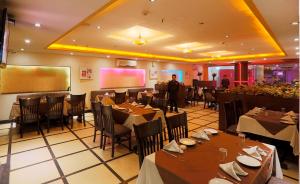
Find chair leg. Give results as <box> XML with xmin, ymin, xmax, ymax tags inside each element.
<box><xmin>71</xmin><ymin>116</ymin><xmax>73</xmax><ymax>129</ymax></box>
<box><xmin>163</xmin><ymin>128</ymin><xmax>167</xmax><ymax>141</ymax></box>
<box><xmin>111</xmin><ymin>138</ymin><xmax>115</xmax><ymax>158</ymax></box>
<box><xmin>100</xmin><ymin>131</ymin><xmax>103</xmax><ymax>148</ymax></box>
<box><xmin>128</xmin><ymin>134</ymin><xmax>132</xmax><ymax>151</ymax></box>
<box><xmin>83</xmin><ymin>113</ymin><xmax>86</xmax><ymax>127</ymax></box>
<box><xmin>37</xmin><ymin>120</ymin><xmax>40</xmax><ymax>135</ymax></box>
<box><xmin>61</xmin><ymin>117</ymin><xmax>64</xmax><ymax>130</ymax></box>
<box><xmin>103</xmin><ymin>136</ymin><xmax>106</xmax><ymax>150</ymax></box>
<box><xmin>47</xmin><ymin>118</ymin><xmax>50</xmax><ymax>133</ymax></box>
<box><xmin>20</xmin><ymin>124</ymin><xmax>23</xmax><ymax>138</ymax></box>
<box><xmin>93</xmin><ymin>128</ymin><xmax>96</xmax><ymax>142</ymax></box>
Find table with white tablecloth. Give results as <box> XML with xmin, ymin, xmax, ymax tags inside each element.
<box><xmin>237</xmin><ymin>114</ymin><xmax>299</xmax><ymax>156</ymax></box>
<box><xmin>137</xmin><ymin>133</ymin><xmax>283</xmax><ymax>184</ymax></box>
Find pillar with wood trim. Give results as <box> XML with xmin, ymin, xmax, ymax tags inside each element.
<box><xmin>234</xmin><ymin>61</ymin><xmax>248</xmax><ymax>86</ymax></box>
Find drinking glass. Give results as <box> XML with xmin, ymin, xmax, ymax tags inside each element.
<box><xmin>219</xmin><ymin>148</ymin><xmax>227</xmax><ymax>163</ymax></box>
<box><xmin>238</xmin><ymin>133</ymin><xmax>246</xmax><ymax>147</ymax></box>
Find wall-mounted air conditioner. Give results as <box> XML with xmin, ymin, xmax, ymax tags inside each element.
<box><xmin>116</xmin><ymin>59</ymin><xmax>137</xmax><ymax>67</ymax></box>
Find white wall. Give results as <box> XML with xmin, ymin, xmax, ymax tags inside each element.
<box><xmin>0</xmin><ymin>52</ymin><xmax>203</xmax><ymax>120</ymax></box>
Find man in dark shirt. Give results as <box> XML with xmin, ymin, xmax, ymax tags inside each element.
<box><xmin>168</xmin><ymin>74</ymin><xmax>179</xmax><ymax>113</ymax></box>
<box><xmin>221</xmin><ymin>74</ymin><xmax>230</xmax><ymax>89</ymax></box>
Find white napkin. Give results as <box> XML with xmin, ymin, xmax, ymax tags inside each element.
<box><xmin>104</xmin><ymin>92</ymin><xmax>109</xmax><ymax>95</ymax></box>
<box><xmin>242</xmin><ymin>146</ymin><xmax>264</xmax><ymax>160</ymax></box>
<box><xmin>285</xmin><ymin>111</ymin><xmax>297</xmax><ymax>117</ymax></box>
<box><xmin>128</xmin><ymin>108</ymin><xmax>133</xmax><ymax>113</ymax></box>
<box><xmin>191</xmin><ymin>130</ymin><xmax>210</xmax><ymax>140</ymax></box>
<box><xmin>280</xmin><ymin>116</ymin><xmax>295</xmax><ymax>124</ymax></box>
<box><xmin>252</xmin><ymin>107</ymin><xmax>262</xmax><ymax>112</ymax></box>
<box><xmin>163</xmin><ymin>140</ymin><xmax>183</xmax><ymax>153</ymax></box>
<box><xmin>131</xmin><ymin>101</ymin><xmax>138</xmax><ymax>106</ymax></box>
<box><xmin>219</xmin><ymin>161</ymin><xmax>248</xmax><ymax>181</ymax></box>
<box><xmin>113</xmin><ymin>105</ymin><xmax>120</xmax><ymax>109</ymax></box>
<box><xmin>144</xmin><ymin>104</ymin><xmax>153</xmax><ymax>109</ymax></box>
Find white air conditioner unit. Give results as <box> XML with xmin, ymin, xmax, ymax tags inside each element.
<box><xmin>116</xmin><ymin>59</ymin><xmax>137</xmax><ymax>67</ymax></box>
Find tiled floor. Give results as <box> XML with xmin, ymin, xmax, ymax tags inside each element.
<box><xmin>0</xmin><ymin>103</ymin><xmax>298</xmax><ymax>184</ymax></box>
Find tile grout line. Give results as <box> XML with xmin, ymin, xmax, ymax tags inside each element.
<box><xmin>65</xmin><ymin>123</ymin><xmax>126</xmax><ymax>183</ymax></box>
<box><xmin>40</xmin><ymin>127</ymin><xmax>69</xmax><ymax>184</ymax></box>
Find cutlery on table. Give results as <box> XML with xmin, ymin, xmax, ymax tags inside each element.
<box><xmin>217</xmin><ymin>172</ymin><xmax>240</xmax><ymax>184</ymax></box>
<box><xmin>162</xmin><ymin>149</ymin><xmax>178</xmax><ymax>158</ymax></box>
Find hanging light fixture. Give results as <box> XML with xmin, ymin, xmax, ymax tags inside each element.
<box><xmin>133</xmin><ymin>34</ymin><xmax>147</xmax><ymax>46</ymax></box>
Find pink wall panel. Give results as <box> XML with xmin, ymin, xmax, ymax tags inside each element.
<box><xmin>99</xmin><ymin>68</ymin><xmax>145</xmax><ymax>88</ymax></box>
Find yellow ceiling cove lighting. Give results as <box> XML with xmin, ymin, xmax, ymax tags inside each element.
<box><xmin>47</xmin><ymin>0</ymin><xmax>285</xmax><ymax>63</ymax></box>
<box><xmin>48</xmin><ymin>43</ymin><xmax>284</xmax><ymax>63</ymax></box>
<box><xmin>199</xmin><ymin>50</ymin><xmax>236</xmax><ymax>57</ymax></box>
<box><xmin>108</xmin><ymin>25</ymin><xmax>173</xmax><ymax>45</ymax></box>
<box><xmin>166</xmin><ymin>42</ymin><xmax>211</xmax><ymax>53</ymax></box>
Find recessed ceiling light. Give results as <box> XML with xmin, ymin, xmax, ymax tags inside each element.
<box><xmin>70</xmin><ymin>52</ymin><xmax>74</xmax><ymax>55</ymax></box>
<box><xmin>240</xmin><ymin>42</ymin><xmax>244</xmax><ymax>46</ymax></box>
<box><xmin>106</xmin><ymin>55</ymin><xmax>110</xmax><ymax>58</ymax></box>
<box><xmin>72</xmin><ymin>39</ymin><xmax>76</xmax><ymax>42</ymax></box>
<box><xmin>34</xmin><ymin>23</ymin><xmax>41</xmax><ymax>27</ymax></box>
<box><xmin>20</xmin><ymin>48</ymin><xmax>24</xmax><ymax>51</ymax></box>
<box><xmin>296</xmin><ymin>47</ymin><xmax>299</xmax><ymax>50</ymax></box>
<box><xmin>24</xmin><ymin>39</ymin><xmax>31</xmax><ymax>44</ymax></box>
<box><xmin>296</xmin><ymin>52</ymin><xmax>299</xmax><ymax>55</ymax></box>
<box><xmin>291</xmin><ymin>21</ymin><xmax>299</xmax><ymax>25</ymax></box>
<box><xmin>96</xmin><ymin>26</ymin><xmax>101</xmax><ymax>29</ymax></box>
<box><xmin>263</xmin><ymin>58</ymin><xmax>267</xmax><ymax>60</ymax></box>
<box><xmin>294</xmin><ymin>38</ymin><xmax>299</xmax><ymax>42</ymax></box>
<box><xmin>149</xmin><ymin>0</ymin><xmax>155</xmax><ymax>2</ymax></box>
<box><xmin>225</xmin><ymin>35</ymin><xmax>229</xmax><ymax>38</ymax></box>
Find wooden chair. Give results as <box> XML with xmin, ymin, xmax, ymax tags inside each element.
<box><xmin>68</xmin><ymin>94</ymin><xmax>86</xmax><ymax>129</ymax></box>
<box><xmin>151</xmin><ymin>98</ymin><xmax>168</xmax><ymax>116</ymax></box>
<box><xmin>141</xmin><ymin>93</ymin><xmax>153</xmax><ymax>105</ymax></box>
<box><xmin>185</xmin><ymin>87</ymin><xmax>195</xmax><ymax>106</ymax></box>
<box><xmin>91</xmin><ymin>101</ymin><xmax>104</xmax><ymax>147</ymax></box>
<box><xmin>128</xmin><ymin>90</ymin><xmax>138</xmax><ymax>102</ymax></box>
<box><xmin>19</xmin><ymin>97</ymin><xmax>41</xmax><ymax>138</ymax></box>
<box><xmin>157</xmin><ymin>90</ymin><xmax>167</xmax><ymax>99</ymax></box>
<box><xmin>166</xmin><ymin>112</ymin><xmax>188</xmax><ymax>142</ymax></box>
<box><xmin>102</xmin><ymin>105</ymin><xmax>131</xmax><ymax>157</ymax></box>
<box><xmin>134</xmin><ymin>118</ymin><xmax>164</xmax><ymax>167</ymax></box>
<box><xmin>223</xmin><ymin>101</ymin><xmax>238</xmax><ymax>134</ymax></box>
<box><xmin>203</xmin><ymin>88</ymin><xmax>216</xmax><ymax>109</ymax></box>
<box><xmin>45</xmin><ymin>96</ymin><xmax>65</xmax><ymax>133</ymax></box>
<box><xmin>115</xmin><ymin>92</ymin><xmax>126</xmax><ymax>104</ymax></box>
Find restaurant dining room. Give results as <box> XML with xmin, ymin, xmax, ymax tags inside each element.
<box><xmin>0</xmin><ymin>0</ymin><xmax>299</xmax><ymax>184</ymax></box>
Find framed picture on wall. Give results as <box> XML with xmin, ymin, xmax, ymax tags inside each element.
<box><xmin>80</xmin><ymin>67</ymin><xmax>93</xmax><ymax>80</ymax></box>
<box><xmin>149</xmin><ymin>68</ymin><xmax>158</xmax><ymax>80</ymax></box>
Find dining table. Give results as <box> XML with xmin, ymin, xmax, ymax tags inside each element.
<box><xmin>137</xmin><ymin>132</ymin><xmax>283</xmax><ymax>184</ymax></box>
<box><xmin>112</xmin><ymin>102</ymin><xmax>166</xmax><ymax>132</ymax></box>
<box><xmin>237</xmin><ymin>109</ymin><xmax>299</xmax><ymax>156</ymax></box>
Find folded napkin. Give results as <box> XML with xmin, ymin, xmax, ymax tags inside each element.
<box><xmin>243</xmin><ymin>146</ymin><xmax>266</xmax><ymax>160</ymax></box>
<box><xmin>163</xmin><ymin>140</ymin><xmax>183</xmax><ymax>153</ymax></box>
<box><xmin>101</xmin><ymin>96</ymin><xmax>115</xmax><ymax>106</ymax></box>
<box><xmin>128</xmin><ymin>108</ymin><xmax>133</xmax><ymax>113</ymax></box>
<box><xmin>285</xmin><ymin>111</ymin><xmax>297</xmax><ymax>117</ymax></box>
<box><xmin>252</xmin><ymin>107</ymin><xmax>262</xmax><ymax>112</ymax></box>
<box><xmin>219</xmin><ymin>161</ymin><xmax>248</xmax><ymax>181</ymax></box>
<box><xmin>191</xmin><ymin>130</ymin><xmax>210</xmax><ymax>140</ymax></box>
<box><xmin>131</xmin><ymin>101</ymin><xmax>138</xmax><ymax>106</ymax></box>
<box><xmin>112</xmin><ymin>105</ymin><xmax>120</xmax><ymax>109</ymax></box>
<box><xmin>245</xmin><ymin>110</ymin><xmax>257</xmax><ymax>116</ymax></box>
<box><xmin>280</xmin><ymin>115</ymin><xmax>295</xmax><ymax>123</ymax></box>
<box><xmin>104</xmin><ymin>92</ymin><xmax>109</xmax><ymax>95</ymax></box>
<box><xmin>144</xmin><ymin>104</ymin><xmax>153</xmax><ymax>109</ymax></box>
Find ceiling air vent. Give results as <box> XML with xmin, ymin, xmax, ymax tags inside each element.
<box><xmin>115</xmin><ymin>59</ymin><xmax>137</xmax><ymax>67</ymax></box>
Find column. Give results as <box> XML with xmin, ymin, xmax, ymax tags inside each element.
<box><xmin>234</xmin><ymin>61</ymin><xmax>248</xmax><ymax>86</ymax></box>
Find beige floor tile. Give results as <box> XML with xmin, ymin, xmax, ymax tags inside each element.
<box><xmin>82</xmin><ymin>135</ymin><xmax>101</xmax><ymax>149</ymax></box>
<box><xmin>48</xmin><ymin>179</ymin><xmax>64</xmax><ymax>184</ymax></box>
<box><xmin>51</xmin><ymin>140</ymin><xmax>86</xmax><ymax>158</ymax></box>
<box><xmin>128</xmin><ymin>178</ymin><xmax>137</xmax><ymax>184</ymax></box>
<box><xmin>57</xmin><ymin>150</ymin><xmax>101</xmax><ymax>175</ymax></box>
<box><xmin>73</xmin><ymin>128</ymin><xmax>95</xmax><ymax>138</ymax></box>
<box><xmin>206</xmin><ymin>123</ymin><xmax>219</xmax><ymax>130</ymax></box>
<box><xmin>189</xmin><ymin>119</ymin><xmax>211</xmax><ymax>126</ymax></box>
<box><xmin>199</xmin><ymin>116</ymin><xmax>218</xmax><ymax>122</ymax></box>
<box><xmin>0</xmin><ymin>123</ymin><xmax>11</xmax><ymax>130</ymax></box>
<box><xmin>70</xmin><ymin>121</ymin><xmax>93</xmax><ymax>130</ymax></box>
<box><xmin>0</xmin><ymin>129</ymin><xmax>9</xmax><ymax>136</ymax></box>
<box><xmin>10</xmin><ymin>147</ymin><xmax>52</xmax><ymax>170</ymax></box>
<box><xmin>46</xmin><ymin>132</ymin><xmax>77</xmax><ymax>145</ymax></box>
<box><xmin>92</xmin><ymin>145</ymin><xmax>130</xmax><ymax>161</ymax></box>
<box><xmin>282</xmin><ymin>161</ymin><xmax>299</xmax><ymax>179</ymax></box>
<box><xmin>11</xmin><ymin>138</ymin><xmax>46</xmax><ymax>154</ymax></box>
<box><xmin>0</xmin><ymin>156</ymin><xmax>7</xmax><ymax>164</ymax></box>
<box><xmin>12</xmin><ymin>130</ymin><xmax>42</xmax><ymax>143</ymax></box>
<box><xmin>209</xmin><ymin>113</ymin><xmax>219</xmax><ymax>118</ymax></box>
<box><xmin>193</xmin><ymin>111</ymin><xmax>211</xmax><ymax>115</ymax></box>
<box><xmin>187</xmin><ymin>113</ymin><xmax>201</xmax><ymax>119</ymax></box>
<box><xmin>188</xmin><ymin>123</ymin><xmax>200</xmax><ymax>131</ymax></box>
<box><xmin>43</xmin><ymin>126</ymin><xmax>70</xmax><ymax>136</ymax></box>
<box><xmin>67</xmin><ymin>165</ymin><xmax>120</xmax><ymax>184</ymax></box>
<box><xmin>9</xmin><ymin>160</ymin><xmax>60</xmax><ymax>184</ymax></box>
<box><xmin>0</xmin><ymin>135</ymin><xmax>9</xmax><ymax>145</ymax></box>
<box><xmin>107</xmin><ymin>154</ymin><xmax>139</xmax><ymax>180</ymax></box>
<box><xmin>283</xmin><ymin>176</ymin><xmax>298</xmax><ymax>184</ymax></box>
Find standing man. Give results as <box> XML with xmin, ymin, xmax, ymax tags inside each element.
<box><xmin>221</xmin><ymin>74</ymin><xmax>230</xmax><ymax>89</ymax></box>
<box><xmin>168</xmin><ymin>74</ymin><xmax>179</xmax><ymax>113</ymax></box>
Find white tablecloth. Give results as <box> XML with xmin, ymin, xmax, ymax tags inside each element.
<box><xmin>237</xmin><ymin>115</ymin><xmax>299</xmax><ymax>155</ymax></box>
<box><xmin>136</xmin><ymin>144</ymin><xmax>283</xmax><ymax>184</ymax></box>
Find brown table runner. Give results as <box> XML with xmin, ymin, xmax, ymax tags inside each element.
<box><xmin>247</xmin><ymin>110</ymin><xmax>292</xmax><ymax>135</ymax></box>
<box><xmin>155</xmin><ymin>133</ymin><xmax>273</xmax><ymax>184</ymax></box>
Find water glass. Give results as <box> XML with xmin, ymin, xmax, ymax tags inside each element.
<box><xmin>219</xmin><ymin>148</ymin><xmax>227</xmax><ymax>163</ymax></box>
<box><xmin>238</xmin><ymin>133</ymin><xmax>246</xmax><ymax>147</ymax></box>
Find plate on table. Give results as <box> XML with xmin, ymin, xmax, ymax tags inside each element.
<box><xmin>236</xmin><ymin>155</ymin><xmax>261</xmax><ymax>167</ymax></box>
<box><xmin>209</xmin><ymin>178</ymin><xmax>233</xmax><ymax>184</ymax></box>
<box><xmin>152</xmin><ymin>108</ymin><xmax>161</xmax><ymax>111</ymax></box>
<box><xmin>117</xmin><ymin>107</ymin><xmax>126</xmax><ymax>110</ymax></box>
<box><xmin>204</xmin><ymin>128</ymin><xmax>218</xmax><ymax>135</ymax></box>
<box><xmin>179</xmin><ymin>138</ymin><xmax>196</xmax><ymax>146</ymax></box>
